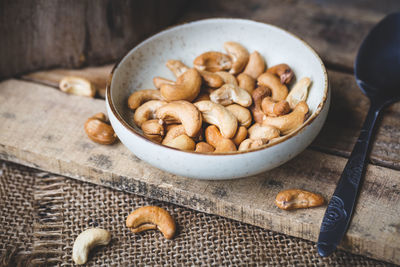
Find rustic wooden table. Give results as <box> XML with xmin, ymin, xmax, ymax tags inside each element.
<box><xmin>1</xmin><ymin>0</ymin><xmax>399</xmax><ymax>265</ymax></box>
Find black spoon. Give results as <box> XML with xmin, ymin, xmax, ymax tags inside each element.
<box><xmin>317</xmin><ymin>12</ymin><xmax>400</xmax><ymax>257</ymax></box>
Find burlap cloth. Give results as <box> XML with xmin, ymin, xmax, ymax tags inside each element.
<box><xmin>0</xmin><ymin>160</ymin><xmax>396</xmax><ymax>266</ymax></box>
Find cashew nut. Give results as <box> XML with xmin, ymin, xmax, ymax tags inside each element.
<box><xmin>160</xmin><ymin>68</ymin><xmax>202</xmax><ymax>101</ymax></box>
<box><xmin>267</xmin><ymin>64</ymin><xmax>294</xmax><ymax>85</ymax></box>
<box><xmin>166</xmin><ymin>59</ymin><xmax>189</xmax><ymax>77</ymax></box>
<box><xmin>164</xmin><ymin>134</ymin><xmax>195</xmax><ymax>151</ymax></box>
<box><xmin>205</xmin><ymin>125</ymin><xmax>237</xmax><ymax>152</ymax></box>
<box><xmin>193</xmin><ymin>51</ymin><xmax>232</xmax><ymax>72</ymax></box>
<box><xmin>126</xmin><ymin>206</ymin><xmax>176</xmax><ymax>239</ymax></box>
<box><xmin>59</xmin><ymin>76</ymin><xmax>96</xmax><ymax>97</ymax></box>
<box><xmin>199</xmin><ymin>70</ymin><xmax>224</xmax><ymax>88</ymax></box>
<box><xmin>243</xmin><ymin>51</ymin><xmax>265</xmax><ymax>79</ymax></box>
<box><xmin>215</xmin><ymin>71</ymin><xmax>238</xmax><ymax>86</ymax></box>
<box><xmin>250</xmin><ymin>86</ymin><xmax>272</xmax><ymax>123</ymax></box>
<box><xmin>195</xmin><ymin>142</ymin><xmax>215</xmax><ymax>153</ymax></box>
<box><xmin>257</xmin><ymin>72</ymin><xmax>288</xmax><ymax>101</ymax></box>
<box><xmin>248</xmin><ymin>123</ymin><xmax>280</xmax><ymax>142</ymax></box>
<box><xmin>210</xmin><ymin>84</ymin><xmax>252</xmax><ymax>107</ymax></box>
<box><xmin>286</xmin><ymin>77</ymin><xmax>311</xmax><ymax>109</ymax></box>
<box><xmin>275</xmin><ymin>189</ymin><xmax>325</xmax><ymax>210</ymax></box>
<box><xmin>153</xmin><ymin>77</ymin><xmax>174</xmax><ymax>89</ymax></box>
<box><xmin>232</xmin><ymin>126</ymin><xmax>248</xmax><ymax>146</ymax></box>
<box><xmin>141</xmin><ymin>119</ymin><xmax>165</xmax><ymax>143</ymax></box>
<box><xmin>238</xmin><ymin>138</ymin><xmax>266</xmax><ymax>151</ymax></box>
<box><xmin>72</xmin><ymin>228</ymin><xmax>111</xmax><ymax>265</ymax></box>
<box><xmin>84</xmin><ymin>113</ymin><xmax>117</xmax><ymax>145</ymax></box>
<box><xmin>194</xmin><ymin>100</ymin><xmax>237</xmax><ymax>139</ymax></box>
<box><xmin>162</xmin><ymin>124</ymin><xmax>186</xmax><ymax>145</ymax></box>
<box><xmin>226</xmin><ymin>104</ymin><xmax>252</xmax><ymax>128</ymax></box>
<box><xmin>261</xmin><ymin>97</ymin><xmax>291</xmax><ymax>117</ymax></box>
<box><xmin>128</xmin><ymin>89</ymin><xmax>164</xmax><ymax>110</ymax></box>
<box><xmin>156</xmin><ymin>100</ymin><xmax>202</xmax><ymax>137</ymax></box>
<box><xmin>237</xmin><ymin>73</ymin><xmax>255</xmax><ymax>94</ymax></box>
<box><xmin>223</xmin><ymin>41</ymin><xmax>249</xmax><ymax>74</ymax></box>
<box><xmin>262</xmin><ymin>101</ymin><xmax>309</xmax><ymax>135</ymax></box>
<box><xmin>134</xmin><ymin>100</ymin><xmax>167</xmax><ymax>127</ymax></box>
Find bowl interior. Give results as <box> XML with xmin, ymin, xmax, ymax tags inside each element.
<box><xmin>110</xmin><ymin>18</ymin><xmax>327</xmax><ymax>142</ymax></box>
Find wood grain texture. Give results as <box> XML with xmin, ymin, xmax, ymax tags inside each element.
<box><xmin>178</xmin><ymin>0</ymin><xmax>400</xmax><ymax>71</ymax></box>
<box><xmin>0</xmin><ymin>0</ymin><xmax>186</xmax><ymax>79</ymax></box>
<box><xmin>0</xmin><ymin>79</ymin><xmax>399</xmax><ymax>264</ymax></box>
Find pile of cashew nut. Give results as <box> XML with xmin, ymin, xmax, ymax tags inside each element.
<box><xmin>128</xmin><ymin>41</ymin><xmax>312</xmax><ymax>153</ymax></box>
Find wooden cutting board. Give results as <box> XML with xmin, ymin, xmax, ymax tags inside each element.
<box><xmin>0</xmin><ymin>75</ymin><xmax>399</xmax><ymax>264</ymax></box>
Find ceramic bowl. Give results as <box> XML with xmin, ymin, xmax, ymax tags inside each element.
<box><xmin>106</xmin><ymin>18</ymin><xmax>330</xmax><ymax>180</ymax></box>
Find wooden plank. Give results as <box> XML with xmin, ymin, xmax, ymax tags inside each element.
<box><xmin>0</xmin><ymin>79</ymin><xmax>399</xmax><ymax>264</ymax></box>
<box><xmin>179</xmin><ymin>0</ymin><xmax>399</xmax><ymax>71</ymax></box>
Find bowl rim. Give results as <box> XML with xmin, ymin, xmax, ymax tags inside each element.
<box><xmin>106</xmin><ymin>18</ymin><xmax>329</xmax><ymax>156</ymax></box>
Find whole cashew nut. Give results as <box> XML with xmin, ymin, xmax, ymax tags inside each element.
<box><xmin>166</xmin><ymin>59</ymin><xmax>189</xmax><ymax>77</ymax></box>
<box><xmin>134</xmin><ymin>100</ymin><xmax>167</xmax><ymax>127</ymax></box>
<box><xmin>262</xmin><ymin>101</ymin><xmax>309</xmax><ymax>135</ymax></box>
<box><xmin>210</xmin><ymin>84</ymin><xmax>252</xmax><ymax>107</ymax></box>
<box><xmin>226</xmin><ymin>104</ymin><xmax>252</xmax><ymax>128</ymax></box>
<box><xmin>257</xmin><ymin>72</ymin><xmax>288</xmax><ymax>101</ymax></box>
<box><xmin>232</xmin><ymin>126</ymin><xmax>248</xmax><ymax>146</ymax></box>
<box><xmin>250</xmin><ymin>86</ymin><xmax>272</xmax><ymax>123</ymax></box>
<box><xmin>141</xmin><ymin>119</ymin><xmax>165</xmax><ymax>143</ymax></box>
<box><xmin>215</xmin><ymin>71</ymin><xmax>238</xmax><ymax>86</ymax></box>
<box><xmin>72</xmin><ymin>228</ymin><xmax>111</xmax><ymax>265</ymax></box>
<box><xmin>162</xmin><ymin>124</ymin><xmax>185</xmax><ymax>145</ymax></box>
<box><xmin>59</xmin><ymin>76</ymin><xmax>96</xmax><ymax>97</ymax></box>
<box><xmin>286</xmin><ymin>77</ymin><xmax>311</xmax><ymax>109</ymax></box>
<box><xmin>153</xmin><ymin>77</ymin><xmax>174</xmax><ymax>89</ymax></box>
<box><xmin>194</xmin><ymin>100</ymin><xmax>237</xmax><ymax>139</ymax></box>
<box><xmin>237</xmin><ymin>73</ymin><xmax>256</xmax><ymax>94</ymax></box>
<box><xmin>248</xmin><ymin>123</ymin><xmax>280</xmax><ymax>142</ymax></box>
<box><xmin>261</xmin><ymin>97</ymin><xmax>291</xmax><ymax>117</ymax></box>
<box><xmin>128</xmin><ymin>89</ymin><xmax>164</xmax><ymax>110</ymax></box>
<box><xmin>223</xmin><ymin>41</ymin><xmax>249</xmax><ymax>74</ymax></box>
<box><xmin>164</xmin><ymin>134</ymin><xmax>195</xmax><ymax>151</ymax></box>
<box><xmin>267</xmin><ymin>64</ymin><xmax>294</xmax><ymax>85</ymax></box>
<box><xmin>193</xmin><ymin>51</ymin><xmax>232</xmax><ymax>72</ymax></box>
<box><xmin>275</xmin><ymin>189</ymin><xmax>325</xmax><ymax>210</ymax></box>
<box><xmin>84</xmin><ymin>113</ymin><xmax>117</xmax><ymax>145</ymax></box>
<box><xmin>126</xmin><ymin>206</ymin><xmax>176</xmax><ymax>239</ymax></box>
<box><xmin>238</xmin><ymin>138</ymin><xmax>266</xmax><ymax>151</ymax></box>
<box><xmin>156</xmin><ymin>100</ymin><xmax>202</xmax><ymax>137</ymax></box>
<box><xmin>243</xmin><ymin>51</ymin><xmax>266</xmax><ymax>79</ymax></box>
<box><xmin>195</xmin><ymin>142</ymin><xmax>215</xmax><ymax>153</ymax></box>
<box><xmin>160</xmin><ymin>68</ymin><xmax>202</xmax><ymax>101</ymax></box>
<box><xmin>205</xmin><ymin>125</ymin><xmax>237</xmax><ymax>152</ymax></box>
<box><xmin>199</xmin><ymin>70</ymin><xmax>224</xmax><ymax>88</ymax></box>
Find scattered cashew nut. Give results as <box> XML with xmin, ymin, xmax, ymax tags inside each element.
<box><xmin>164</xmin><ymin>134</ymin><xmax>195</xmax><ymax>151</ymax></box>
<box><xmin>210</xmin><ymin>83</ymin><xmax>252</xmax><ymax>107</ymax></box>
<box><xmin>134</xmin><ymin>100</ymin><xmax>167</xmax><ymax>127</ymax></box>
<box><xmin>243</xmin><ymin>51</ymin><xmax>265</xmax><ymax>79</ymax></box>
<box><xmin>205</xmin><ymin>125</ymin><xmax>237</xmax><ymax>152</ymax></box>
<box><xmin>248</xmin><ymin>123</ymin><xmax>280</xmax><ymax>142</ymax></box>
<box><xmin>59</xmin><ymin>76</ymin><xmax>96</xmax><ymax>97</ymax></box>
<box><xmin>286</xmin><ymin>77</ymin><xmax>311</xmax><ymax>109</ymax></box>
<box><xmin>275</xmin><ymin>189</ymin><xmax>325</xmax><ymax>210</ymax></box>
<box><xmin>128</xmin><ymin>89</ymin><xmax>164</xmax><ymax>110</ymax></box>
<box><xmin>267</xmin><ymin>64</ymin><xmax>294</xmax><ymax>85</ymax></box>
<box><xmin>160</xmin><ymin>68</ymin><xmax>202</xmax><ymax>101</ymax></box>
<box><xmin>141</xmin><ymin>119</ymin><xmax>165</xmax><ymax>143</ymax></box>
<box><xmin>226</xmin><ymin>104</ymin><xmax>252</xmax><ymax>128</ymax></box>
<box><xmin>237</xmin><ymin>73</ymin><xmax>256</xmax><ymax>94</ymax></box>
<box><xmin>72</xmin><ymin>228</ymin><xmax>111</xmax><ymax>265</ymax></box>
<box><xmin>195</xmin><ymin>142</ymin><xmax>215</xmax><ymax>153</ymax></box>
<box><xmin>257</xmin><ymin>72</ymin><xmax>288</xmax><ymax>101</ymax></box>
<box><xmin>261</xmin><ymin>97</ymin><xmax>291</xmax><ymax>117</ymax></box>
<box><xmin>126</xmin><ymin>206</ymin><xmax>176</xmax><ymax>239</ymax></box>
<box><xmin>84</xmin><ymin>113</ymin><xmax>117</xmax><ymax>145</ymax></box>
<box><xmin>193</xmin><ymin>51</ymin><xmax>232</xmax><ymax>72</ymax></box>
<box><xmin>194</xmin><ymin>100</ymin><xmax>237</xmax><ymax>139</ymax></box>
<box><xmin>224</xmin><ymin>41</ymin><xmax>249</xmax><ymax>74</ymax></box>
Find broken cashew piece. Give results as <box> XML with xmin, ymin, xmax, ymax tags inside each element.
<box><xmin>193</xmin><ymin>51</ymin><xmax>232</xmax><ymax>72</ymax></box>
<box><xmin>238</xmin><ymin>138</ymin><xmax>266</xmax><ymax>151</ymax></box>
<box><xmin>72</xmin><ymin>228</ymin><xmax>111</xmax><ymax>265</ymax></box>
<box><xmin>195</xmin><ymin>142</ymin><xmax>215</xmax><ymax>153</ymax></box>
<box><xmin>160</xmin><ymin>68</ymin><xmax>202</xmax><ymax>101</ymax></box>
<box><xmin>262</xmin><ymin>101</ymin><xmax>309</xmax><ymax>135</ymax></box>
<box><xmin>243</xmin><ymin>51</ymin><xmax>266</xmax><ymax>79</ymax></box>
<box><xmin>59</xmin><ymin>76</ymin><xmax>96</xmax><ymax>97</ymax></box>
<box><xmin>84</xmin><ymin>113</ymin><xmax>117</xmax><ymax>145</ymax></box>
<box><xmin>215</xmin><ymin>71</ymin><xmax>238</xmax><ymax>86</ymax></box>
<box><xmin>237</xmin><ymin>73</ymin><xmax>256</xmax><ymax>94</ymax></box>
<box><xmin>267</xmin><ymin>64</ymin><xmax>294</xmax><ymax>85</ymax></box>
<box><xmin>251</xmin><ymin>86</ymin><xmax>272</xmax><ymax>123</ymax></box>
<box><xmin>232</xmin><ymin>126</ymin><xmax>248</xmax><ymax>146</ymax></box>
<box><xmin>210</xmin><ymin>84</ymin><xmax>252</xmax><ymax>107</ymax></box>
<box><xmin>153</xmin><ymin>77</ymin><xmax>174</xmax><ymax>89</ymax></box>
<box><xmin>275</xmin><ymin>189</ymin><xmax>325</xmax><ymax>210</ymax></box>
<box><xmin>226</xmin><ymin>104</ymin><xmax>252</xmax><ymax>128</ymax></box>
<box><xmin>141</xmin><ymin>119</ymin><xmax>165</xmax><ymax>143</ymax></box>
<box><xmin>134</xmin><ymin>100</ymin><xmax>167</xmax><ymax>127</ymax></box>
<box><xmin>257</xmin><ymin>72</ymin><xmax>288</xmax><ymax>101</ymax></box>
<box><xmin>194</xmin><ymin>100</ymin><xmax>237</xmax><ymax>139</ymax></box>
<box><xmin>166</xmin><ymin>59</ymin><xmax>189</xmax><ymax>77</ymax></box>
<box><xmin>224</xmin><ymin>41</ymin><xmax>249</xmax><ymax>74</ymax></box>
<box><xmin>164</xmin><ymin>134</ymin><xmax>195</xmax><ymax>151</ymax></box>
<box><xmin>156</xmin><ymin>100</ymin><xmax>202</xmax><ymax>137</ymax></box>
<box><xmin>248</xmin><ymin>123</ymin><xmax>280</xmax><ymax>142</ymax></box>
<box><xmin>286</xmin><ymin>77</ymin><xmax>311</xmax><ymax>109</ymax></box>
<box><xmin>199</xmin><ymin>70</ymin><xmax>224</xmax><ymax>88</ymax></box>
<box><xmin>205</xmin><ymin>125</ymin><xmax>237</xmax><ymax>152</ymax></box>
<box><xmin>261</xmin><ymin>97</ymin><xmax>291</xmax><ymax>117</ymax></box>
<box><xmin>126</xmin><ymin>206</ymin><xmax>176</xmax><ymax>239</ymax></box>
<box><xmin>128</xmin><ymin>89</ymin><xmax>164</xmax><ymax>110</ymax></box>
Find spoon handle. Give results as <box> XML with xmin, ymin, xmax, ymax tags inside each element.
<box><xmin>317</xmin><ymin>102</ymin><xmax>382</xmax><ymax>257</ymax></box>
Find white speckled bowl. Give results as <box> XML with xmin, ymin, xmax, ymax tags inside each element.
<box><xmin>106</xmin><ymin>18</ymin><xmax>330</xmax><ymax>180</ymax></box>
